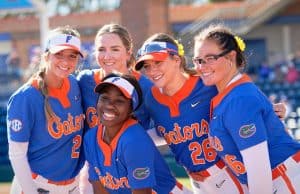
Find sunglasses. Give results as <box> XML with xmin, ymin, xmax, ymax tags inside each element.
<box><xmin>192</xmin><ymin>49</ymin><xmax>231</xmax><ymax>66</ymax></box>
<box><xmin>136</xmin><ymin>41</ymin><xmax>178</xmax><ymax>59</ymax></box>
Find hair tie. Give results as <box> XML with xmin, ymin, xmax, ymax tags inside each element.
<box><xmin>174</xmin><ymin>40</ymin><xmax>185</xmax><ymax>56</ymax></box>
<box><xmin>234</xmin><ymin>36</ymin><xmax>246</xmax><ymax>52</ymax></box>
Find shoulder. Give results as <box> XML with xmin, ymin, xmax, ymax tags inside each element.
<box><xmin>8</xmin><ymin>82</ymin><xmax>40</xmax><ymax>108</ymax></box>
<box><xmin>76</xmin><ymin>69</ymin><xmax>95</xmax><ymax>82</ymax></box>
<box><xmin>122</xmin><ymin>123</ymin><xmax>152</xmax><ymax>143</ymax></box>
<box><xmin>224</xmin><ymin>83</ymin><xmax>267</xmax><ymax>111</ymax></box>
<box><xmin>68</xmin><ymin>74</ymin><xmax>79</xmax><ymax>86</ymax></box>
<box><xmin>10</xmin><ymin>82</ymin><xmax>40</xmax><ymax>100</ymax></box>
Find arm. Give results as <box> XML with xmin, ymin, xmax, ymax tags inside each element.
<box><xmin>91</xmin><ymin>180</ymin><xmax>109</xmax><ymax>194</ymax></box>
<box><xmin>241</xmin><ymin>141</ymin><xmax>272</xmax><ymax>194</ymax></box>
<box><xmin>132</xmin><ymin>188</ymin><xmax>152</xmax><ymax>194</ymax></box>
<box><xmin>8</xmin><ymin>141</ymin><xmax>38</xmax><ymax>194</ymax></box>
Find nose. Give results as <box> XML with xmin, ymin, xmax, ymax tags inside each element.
<box><xmin>102</xmin><ymin>51</ymin><xmax>113</xmax><ymax>59</ymax></box>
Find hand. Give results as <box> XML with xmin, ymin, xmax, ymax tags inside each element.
<box><xmin>37</xmin><ymin>188</ymin><xmax>49</xmax><ymax>194</ymax></box>
<box><xmin>273</xmin><ymin>102</ymin><xmax>286</xmax><ymax>120</ymax></box>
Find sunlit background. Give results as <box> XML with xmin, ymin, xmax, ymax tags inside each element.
<box><xmin>0</xmin><ymin>0</ymin><xmax>300</xmax><ymax>192</ymax></box>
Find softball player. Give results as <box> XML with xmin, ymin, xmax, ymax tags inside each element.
<box><xmin>194</xmin><ymin>24</ymin><xmax>300</xmax><ymax>194</ymax></box>
<box><xmin>7</xmin><ymin>26</ymin><xmax>85</xmax><ymax>194</ymax></box>
<box><xmin>77</xmin><ymin>23</ymin><xmax>153</xmax><ymax>194</ymax></box>
<box><xmin>135</xmin><ymin>34</ymin><xmax>248</xmax><ymax>194</ymax></box>
<box><xmin>77</xmin><ymin>23</ymin><xmax>153</xmax><ymax>132</ymax></box>
<box><xmin>84</xmin><ymin>73</ymin><xmax>192</xmax><ymax>194</ymax></box>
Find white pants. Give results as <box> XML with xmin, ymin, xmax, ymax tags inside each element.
<box><xmin>10</xmin><ymin>175</ymin><xmax>79</xmax><ymax>194</ymax></box>
<box><xmin>169</xmin><ymin>181</ymin><xmax>193</xmax><ymax>194</ymax></box>
<box><xmin>272</xmin><ymin>151</ymin><xmax>300</xmax><ymax>194</ymax></box>
<box><xmin>79</xmin><ymin>162</ymin><xmax>93</xmax><ymax>194</ymax></box>
<box><xmin>188</xmin><ymin>161</ymin><xmax>249</xmax><ymax>194</ymax></box>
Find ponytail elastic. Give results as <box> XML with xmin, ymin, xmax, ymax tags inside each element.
<box><xmin>234</xmin><ymin>36</ymin><xmax>246</xmax><ymax>52</ymax></box>
<box><xmin>174</xmin><ymin>40</ymin><xmax>185</xmax><ymax>56</ymax></box>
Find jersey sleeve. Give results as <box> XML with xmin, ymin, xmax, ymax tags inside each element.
<box><xmin>83</xmin><ymin>130</ymin><xmax>99</xmax><ymax>181</ymax></box>
<box><xmin>223</xmin><ymin>96</ymin><xmax>268</xmax><ymax>150</ymax></box>
<box><xmin>7</xmin><ymin>91</ymin><xmax>35</xmax><ymax>142</ymax></box>
<box><xmin>123</xmin><ymin>135</ymin><xmax>156</xmax><ymax>189</ymax></box>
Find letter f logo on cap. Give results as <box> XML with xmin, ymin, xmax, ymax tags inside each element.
<box><xmin>66</xmin><ymin>35</ymin><xmax>72</xmax><ymax>43</ymax></box>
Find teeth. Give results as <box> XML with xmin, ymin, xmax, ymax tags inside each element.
<box><xmin>102</xmin><ymin>112</ymin><xmax>115</xmax><ymax>121</ymax></box>
<box><xmin>104</xmin><ymin>63</ymin><xmax>114</xmax><ymax>66</ymax></box>
<box><xmin>59</xmin><ymin>66</ymin><xmax>68</xmax><ymax>71</ymax></box>
<box><xmin>202</xmin><ymin>72</ymin><xmax>212</xmax><ymax>77</ymax></box>
<box><xmin>153</xmin><ymin>75</ymin><xmax>162</xmax><ymax>80</ymax></box>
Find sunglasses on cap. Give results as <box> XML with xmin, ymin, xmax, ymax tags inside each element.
<box><xmin>136</xmin><ymin>41</ymin><xmax>179</xmax><ymax>59</ymax></box>
<box><xmin>135</xmin><ymin>41</ymin><xmax>179</xmax><ymax>71</ymax></box>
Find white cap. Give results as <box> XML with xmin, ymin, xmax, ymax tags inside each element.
<box><xmin>94</xmin><ymin>76</ymin><xmax>140</xmax><ymax>111</ymax></box>
<box><xmin>45</xmin><ymin>33</ymin><xmax>83</xmax><ymax>57</ymax></box>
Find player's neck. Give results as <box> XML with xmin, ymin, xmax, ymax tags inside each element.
<box><xmin>162</xmin><ymin>72</ymin><xmax>189</xmax><ymax>96</ymax></box>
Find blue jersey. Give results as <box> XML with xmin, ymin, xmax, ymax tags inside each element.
<box><xmin>77</xmin><ymin>69</ymin><xmax>153</xmax><ymax>131</ymax></box>
<box><xmin>145</xmin><ymin>76</ymin><xmax>219</xmax><ymax>172</ymax></box>
<box><xmin>209</xmin><ymin>74</ymin><xmax>300</xmax><ymax>184</ymax></box>
<box><xmin>7</xmin><ymin>75</ymin><xmax>85</xmax><ymax>181</ymax></box>
<box><xmin>84</xmin><ymin>119</ymin><xmax>176</xmax><ymax>193</ymax></box>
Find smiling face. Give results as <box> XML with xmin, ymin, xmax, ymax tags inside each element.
<box><xmin>142</xmin><ymin>55</ymin><xmax>182</xmax><ymax>93</ymax></box>
<box><xmin>97</xmin><ymin>85</ymin><xmax>132</xmax><ymax>130</ymax></box>
<box><xmin>194</xmin><ymin>39</ymin><xmax>236</xmax><ymax>91</ymax></box>
<box><xmin>95</xmin><ymin>33</ymin><xmax>131</xmax><ymax>74</ymax></box>
<box><xmin>45</xmin><ymin>49</ymin><xmax>79</xmax><ymax>79</ymax></box>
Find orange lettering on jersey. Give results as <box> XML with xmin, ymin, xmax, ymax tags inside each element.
<box><xmin>224</xmin><ymin>154</ymin><xmax>246</xmax><ymax>176</ymax></box>
<box><xmin>86</xmin><ymin>107</ymin><xmax>98</xmax><ymax>128</ymax></box>
<box><xmin>209</xmin><ymin>136</ymin><xmax>224</xmax><ymax>152</ymax></box>
<box><xmin>48</xmin><ymin>113</ymin><xmax>85</xmax><ymax>139</ymax></box>
<box><xmin>99</xmin><ymin>172</ymin><xmax>130</xmax><ymax>190</ymax></box>
<box><xmin>194</xmin><ymin>119</ymin><xmax>209</xmax><ymax>137</ymax></box>
<box><xmin>157</xmin><ymin>120</ymin><xmax>209</xmax><ymax>145</ymax></box>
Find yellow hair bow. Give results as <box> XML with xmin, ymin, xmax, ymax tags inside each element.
<box><xmin>234</xmin><ymin>36</ymin><xmax>246</xmax><ymax>52</ymax></box>
<box><xmin>174</xmin><ymin>40</ymin><xmax>185</xmax><ymax>56</ymax></box>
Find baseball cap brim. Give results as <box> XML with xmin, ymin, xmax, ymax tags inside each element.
<box><xmin>95</xmin><ymin>83</ymin><xmax>131</xmax><ymax>99</ymax></box>
<box><xmin>49</xmin><ymin>45</ymin><xmax>84</xmax><ymax>57</ymax></box>
<box><xmin>135</xmin><ymin>52</ymin><xmax>169</xmax><ymax>71</ymax></box>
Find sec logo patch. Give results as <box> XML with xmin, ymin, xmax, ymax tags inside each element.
<box><xmin>9</xmin><ymin>119</ymin><xmax>23</xmax><ymax>132</ymax></box>
<box><xmin>133</xmin><ymin>167</ymin><xmax>150</xmax><ymax>180</ymax></box>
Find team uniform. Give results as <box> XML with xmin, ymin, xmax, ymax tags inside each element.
<box><xmin>7</xmin><ymin>75</ymin><xmax>85</xmax><ymax>194</ymax></box>
<box><xmin>84</xmin><ymin>118</ymin><xmax>188</xmax><ymax>193</ymax></box>
<box><xmin>145</xmin><ymin>75</ymin><xmax>247</xmax><ymax>194</ymax></box>
<box><xmin>210</xmin><ymin>74</ymin><xmax>300</xmax><ymax>193</ymax></box>
<box><xmin>77</xmin><ymin>69</ymin><xmax>153</xmax><ymax>131</ymax></box>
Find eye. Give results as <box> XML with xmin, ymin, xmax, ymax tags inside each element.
<box><xmin>143</xmin><ymin>63</ymin><xmax>150</xmax><ymax>70</ymax></box>
<box><xmin>69</xmin><ymin>54</ymin><xmax>78</xmax><ymax>59</ymax></box>
<box><xmin>54</xmin><ymin>52</ymin><xmax>63</xmax><ymax>58</ymax></box>
<box><xmin>112</xmin><ymin>48</ymin><xmax>120</xmax><ymax>52</ymax></box>
<box><xmin>97</xmin><ymin>47</ymin><xmax>105</xmax><ymax>52</ymax></box>
<box><xmin>99</xmin><ymin>95</ymin><xmax>109</xmax><ymax>103</ymax></box>
<box><xmin>114</xmin><ymin>98</ymin><xmax>127</xmax><ymax>106</ymax></box>
<box><xmin>205</xmin><ymin>56</ymin><xmax>217</xmax><ymax>63</ymax></box>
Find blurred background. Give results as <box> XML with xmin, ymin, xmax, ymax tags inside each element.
<box><xmin>0</xmin><ymin>0</ymin><xmax>300</xmax><ymax>191</ymax></box>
